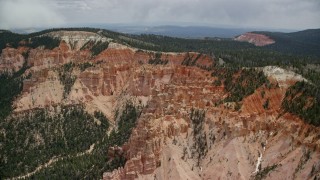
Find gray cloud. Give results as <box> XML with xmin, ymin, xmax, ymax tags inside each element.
<box><xmin>1</xmin><ymin>0</ymin><xmax>319</xmax><ymax>30</ymax></box>
<box><xmin>0</xmin><ymin>0</ymin><xmax>64</xmax><ymax>29</ymax></box>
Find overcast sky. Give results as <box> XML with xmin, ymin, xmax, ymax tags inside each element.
<box><xmin>0</xmin><ymin>0</ymin><xmax>319</xmax><ymax>30</ymax></box>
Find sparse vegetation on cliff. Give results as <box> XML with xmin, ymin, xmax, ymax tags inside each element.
<box><xmin>81</xmin><ymin>40</ymin><xmax>109</xmax><ymax>56</ymax></box>
<box><xmin>190</xmin><ymin>108</ymin><xmax>207</xmax><ymax>165</ymax></box>
<box><xmin>212</xmin><ymin>68</ymin><xmax>268</xmax><ymax>103</ymax></box>
<box><xmin>254</xmin><ymin>164</ymin><xmax>279</xmax><ymax>180</ymax></box>
<box><xmin>0</xmin><ymin>60</ymin><xmax>28</xmax><ymax>119</ymax></box>
<box><xmin>78</xmin><ymin>62</ymin><xmax>94</xmax><ymax>71</ymax></box>
<box><xmin>294</xmin><ymin>66</ymin><xmax>320</xmax><ymax>87</ymax></box>
<box><xmin>58</xmin><ymin>62</ymin><xmax>77</xmax><ymax>98</ymax></box>
<box><xmin>148</xmin><ymin>58</ymin><xmax>168</xmax><ymax>65</ymax></box>
<box><xmin>282</xmin><ymin>81</ymin><xmax>320</xmax><ymax>126</ymax></box>
<box><xmin>263</xmin><ymin>98</ymin><xmax>270</xmax><ymax>110</ymax></box>
<box><xmin>181</xmin><ymin>53</ymin><xmax>202</xmax><ymax>66</ymax></box>
<box><xmin>91</xmin><ymin>41</ymin><xmax>109</xmax><ymax>56</ymax></box>
<box><xmin>225</xmin><ymin>69</ymin><xmax>268</xmax><ymax>102</ymax></box>
<box><xmin>148</xmin><ymin>52</ymin><xmax>168</xmax><ymax>65</ymax></box>
<box><xmin>112</xmin><ymin>102</ymin><xmax>140</xmax><ymax>146</ymax></box>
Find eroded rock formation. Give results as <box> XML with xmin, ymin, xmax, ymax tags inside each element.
<box><xmin>2</xmin><ymin>30</ymin><xmax>319</xmax><ymax>180</ymax></box>
<box><xmin>234</xmin><ymin>32</ymin><xmax>275</xmax><ymax>46</ymax></box>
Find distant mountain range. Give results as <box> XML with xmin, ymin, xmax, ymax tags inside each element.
<box><xmin>106</xmin><ymin>25</ymin><xmax>253</xmax><ymax>38</ymax></box>
<box><xmin>9</xmin><ymin>25</ymin><xmax>296</xmax><ymax>39</ymax></box>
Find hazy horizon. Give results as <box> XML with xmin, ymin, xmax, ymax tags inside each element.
<box><xmin>1</xmin><ymin>0</ymin><xmax>320</xmax><ymax>30</ymax></box>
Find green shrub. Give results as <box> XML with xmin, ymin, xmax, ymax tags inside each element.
<box><xmin>91</xmin><ymin>41</ymin><xmax>109</xmax><ymax>56</ymax></box>
<box><xmin>78</xmin><ymin>62</ymin><xmax>94</xmax><ymax>71</ymax></box>
<box><xmin>263</xmin><ymin>99</ymin><xmax>270</xmax><ymax>109</ymax></box>
<box><xmin>94</xmin><ymin>111</ymin><xmax>110</xmax><ymax>130</ymax></box>
<box><xmin>190</xmin><ymin>108</ymin><xmax>207</xmax><ymax>162</ymax></box>
<box><xmin>212</xmin><ymin>68</ymin><xmax>268</xmax><ymax>103</ymax></box>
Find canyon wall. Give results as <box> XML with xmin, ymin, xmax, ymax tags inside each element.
<box><xmin>1</xmin><ymin>31</ymin><xmax>319</xmax><ymax>180</ymax></box>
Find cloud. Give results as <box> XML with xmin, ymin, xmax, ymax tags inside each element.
<box><xmin>58</xmin><ymin>0</ymin><xmax>320</xmax><ymax>29</ymax></box>
<box><xmin>1</xmin><ymin>0</ymin><xmax>319</xmax><ymax>30</ymax></box>
<box><xmin>0</xmin><ymin>0</ymin><xmax>64</xmax><ymax>29</ymax></box>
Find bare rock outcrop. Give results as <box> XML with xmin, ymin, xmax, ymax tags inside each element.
<box><xmin>234</xmin><ymin>32</ymin><xmax>275</xmax><ymax>46</ymax></box>
<box><xmin>0</xmin><ymin>47</ymin><xmax>26</xmax><ymax>73</ymax></box>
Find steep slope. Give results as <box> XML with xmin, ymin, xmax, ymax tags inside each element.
<box><xmin>103</xmin><ymin>65</ymin><xmax>320</xmax><ymax>180</ymax></box>
<box><xmin>0</xmin><ymin>29</ymin><xmax>319</xmax><ymax>180</ymax></box>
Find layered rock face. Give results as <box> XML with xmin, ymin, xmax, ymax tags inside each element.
<box><xmin>234</xmin><ymin>32</ymin><xmax>275</xmax><ymax>46</ymax></box>
<box><xmin>27</xmin><ymin>41</ymin><xmax>91</xmax><ymax>70</ymax></box>
<box><xmin>102</xmin><ymin>62</ymin><xmax>320</xmax><ymax>179</ymax></box>
<box><xmin>0</xmin><ymin>47</ymin><xmax>26</xmax><ymax>73</ymax></box>
<box><xmin>46</xmin><ymin>30</ymin><xmax>109</xmax><ymax>50</ymax></box>
<box><xmin>2</xmin><ymin>31</ymin><xmax>320</xmax><ymax>180</ymax></box>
